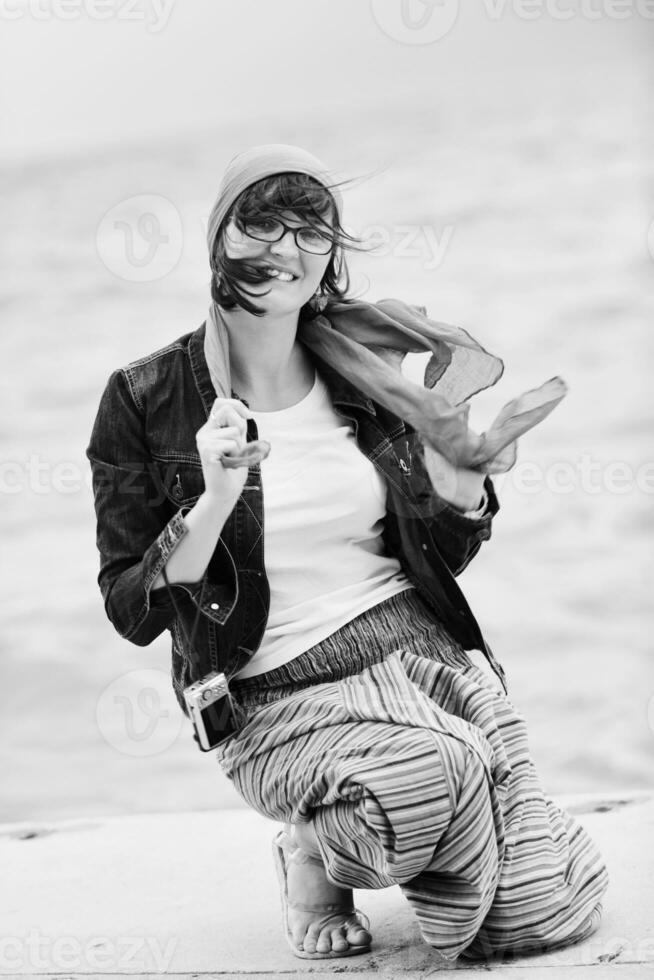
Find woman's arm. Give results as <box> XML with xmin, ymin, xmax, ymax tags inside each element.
<box><xmin>425</xmin><ymin>474</ymin><xmax>498</xmax><ymax>576</ymax></box>
<box><xmin>150</xmin><ymin>491</ymin><xmax>234</xmax><ymax>590</ymax></box>
<box><xmin>150</xmin><ymin>397</ymin><xmax>252</xmax><ymax>590</ymax></box>
<box><xmin>86</xmin><ymin>369</ymin><xmax>236</xmax><ymax>645</ymax></box>
<box><xmin>409</xmin><ymin>437</ymin><xmax>500</xmax><ymax>577</ymax></box>
<box><xmin>421</xmin><ymin>443</ymin><xmax>486</xmax><ymax>513</ymax></box>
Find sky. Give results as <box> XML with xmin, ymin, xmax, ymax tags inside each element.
<box><xmin>2</xmin><ymin>0</ymin><xmax>650</xmax><ymax>162</ymax></box>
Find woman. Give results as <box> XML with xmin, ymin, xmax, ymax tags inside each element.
<box><xmin>87</xmin><ymin>144</ymin><xmax>608</xmax><ymax>964</ymax></box>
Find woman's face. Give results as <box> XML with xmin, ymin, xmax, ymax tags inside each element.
<box><xmin>222</xmin><ymin>208</ymin><xmax>333</xmax><ymax>317</ymax></box>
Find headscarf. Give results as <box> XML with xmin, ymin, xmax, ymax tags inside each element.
<box><xmin>204</xmin><ymin>143</ymin><xmax>566</xmax><ymax>471</ymax></box>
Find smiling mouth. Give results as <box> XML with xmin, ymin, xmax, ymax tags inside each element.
<box><xmin>258</xmin><ymin>265</ymin><xmax>299</xmax><ymax>282</ymax></box>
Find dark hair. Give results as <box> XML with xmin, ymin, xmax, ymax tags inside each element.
<box><xmin>209</xmin><ymin>172</ymin><xmax>369</xmax><ymax>318</ymax></box>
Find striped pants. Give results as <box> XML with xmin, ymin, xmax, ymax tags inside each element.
<box><xmin>218</xmin><ymin>588</ymin><xmax>608</xmax><ymax>964</ymax></box>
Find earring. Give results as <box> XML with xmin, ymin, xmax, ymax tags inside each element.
<box><xmin>310</xmin><ymin>288</ymin><xmax>328</xmax><ymax>314</ymax></box>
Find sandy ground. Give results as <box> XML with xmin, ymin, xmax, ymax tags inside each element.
<box><xmin>1</xmin><ymin>793</ymin><xmax>652</xmax><ymax>976</ymax></box>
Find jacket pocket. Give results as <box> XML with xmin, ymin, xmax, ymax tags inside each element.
<box><xmin>151</xmin><ymin>452</ymin><xmax>205</xmax><ymax>507</ymax></box>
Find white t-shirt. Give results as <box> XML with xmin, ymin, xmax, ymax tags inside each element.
<box><xmin>233</xmin><ymin>368</ymin><xmax>414</xmax><ymax>679</ymax></box>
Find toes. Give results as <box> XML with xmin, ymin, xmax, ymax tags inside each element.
<box><xmin>301</xmin><ymin>926</ymin><xmax>321</xmax><ymax>955</ymax></box>
<box><xmin>290</xmin><ymin>922</ymin><xmax>308</xmax><ymax>949</ymax></box>
<box><xmin>315</xmin><ymin>925</ymin><xmax>335</xmax><ymax>954</ymax></box>
<box><xmin>291</xmin><ymin>916</ymin><xmax>371</xmax><ymax>956</ymax></box>
<box><xmin>330</xmin><ymin>926</ymin><xmax>349</xmax><ymax>952</ymax></box>
<box><xmin>346</xmin><ymin>920</ymin><xmax>372</xmax><ymax>947</ymax></box>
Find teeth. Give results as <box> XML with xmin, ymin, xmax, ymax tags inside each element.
<box><xmin>263</xmin><ymin>266</ymin><xmax>295</xmax><ymax>281</ymax></box>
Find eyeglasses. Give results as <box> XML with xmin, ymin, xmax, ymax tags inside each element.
<box><xmin>233</xmin><ymin>217</ymin><xmax>334</xmax><ymax>255</ymax></box>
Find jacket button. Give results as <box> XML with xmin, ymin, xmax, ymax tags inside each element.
<box><xmin>421</xmin><ymin>543</ymin><xmax>428</xmax><ymax>551</ymax></box>
<box><xmin>210</xmin><ymin>602</ymin><xmax>220</xmax><ymax>610</ymax></box>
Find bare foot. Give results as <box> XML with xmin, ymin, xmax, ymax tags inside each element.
<box><xmin>282</xmin><ymin>822</ymin><xmax>372</xmax><ymax>956</ymax></box>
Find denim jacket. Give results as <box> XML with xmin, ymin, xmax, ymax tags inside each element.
<box><xmin>86</xmin><ymin>321</ymin><xmax>507</xmax><ymax>716</ymax></box>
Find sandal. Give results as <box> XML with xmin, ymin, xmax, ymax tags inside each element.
<box><xmin>271</xmin><ymin>828</ymin><xmax>372</xmax><ymax>960</ymax></box>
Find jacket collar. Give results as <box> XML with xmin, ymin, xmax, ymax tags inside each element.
<box><xmin>188</xmin><ymin>321</ymin><xmax>216</xmax><ymax>417</ymax></box>
<box><xmin>188</xmin><ymin>320</ymin><xmax>377</xmax><ymax>418</ymax></box>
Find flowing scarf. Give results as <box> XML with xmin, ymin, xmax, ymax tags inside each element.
<box><xmin>204</xmin><ymin>144</ymin><xmax>566</xmax><ymax>471</ymax></box>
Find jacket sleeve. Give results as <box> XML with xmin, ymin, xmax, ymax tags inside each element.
<box><xmin>409</xmin><ymin>435</ymin><xmax>500</xmax><ymax>577</ymax></box>
<box><xmin>86</xmin><ymin>368</ymin><xmax>204</xmax><ymax>646</ymax></box>
<box><xmin>425</xmin><ymin>474</ymin><xmax>499</xmax><ymax>576</ymax></box>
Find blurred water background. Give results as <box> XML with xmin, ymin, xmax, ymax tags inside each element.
<box><xmin>1</xmin><ymin>1</ymin><xmax>653</xmax><ymax>822</ymax></box>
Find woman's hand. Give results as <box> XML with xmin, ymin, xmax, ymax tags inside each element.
<box><xmin>422</xmin><ymin>442</ymin><xmax>486</xmax><ymax>513</ymax></box>
<box><xmin>196</xmin><ymin>398</ymin><xmax>254</xmax><ymax>506</ymax></box>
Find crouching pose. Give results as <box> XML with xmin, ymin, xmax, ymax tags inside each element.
<box><xmin>87</xmin><ymin>144</ymin><xmax>608</xmax><ymax>964</ymax></box>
